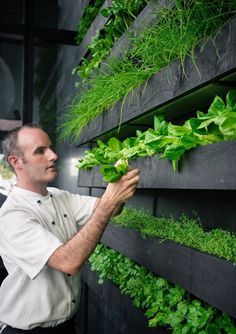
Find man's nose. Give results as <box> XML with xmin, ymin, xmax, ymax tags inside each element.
<box><xmin>49</xmin><ymin>148</ymin><xmax>58</xmax><ymax>161</ymax></box>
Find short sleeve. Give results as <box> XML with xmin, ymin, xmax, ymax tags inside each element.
<box><xmin>67</xmin><ymin>193</ymin><xmax>98</xmax><ymax>227</ymax></box>
<box><xmin>0</xmin><ymin>208</ymin><xmax>63</xmax><ymax>279</ymax></box>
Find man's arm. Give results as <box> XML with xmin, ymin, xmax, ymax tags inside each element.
<box><xmin>94</xmin><ymin>199</ymin><xmax>124</xmax><ymax>217</ymax></box>
<box><xmin>47</xmin><ymin>169</ymin><xmax>139</xmax><ymax>275</ymax></box>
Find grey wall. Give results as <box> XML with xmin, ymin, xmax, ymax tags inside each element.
<box><xmin>47</xmin><ymin>1</ymin><xmax>88</xmax><ymax>193</ymax></box>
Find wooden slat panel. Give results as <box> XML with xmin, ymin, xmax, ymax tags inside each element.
<box><xmin>78</xmin><ymin>16</ymin><xmax>236</xmax><ymax>145</ymax></box>
<box><xmin>100</xmin><ymin>224</ymin><xmax>236</xmax><ymax>319</ymax></box>
<box><xmin>77</xmin><ymin>141</ymin><xmax>236</xmax><ymax>190</ymax></box>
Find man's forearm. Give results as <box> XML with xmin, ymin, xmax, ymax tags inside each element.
<box><xmin>95</xmin><ymin>198</ymin><xmax>124</xmax><ymax>217</ymax></box>
<box><xmin>47</xmin><ymin>168</ymin><xmax>139</xmax><ymax>275</ymax></box>
<box><xmin>47</xmin><ymin>197</ymin><xmax>117</xmax><ymax>274</ymax></box>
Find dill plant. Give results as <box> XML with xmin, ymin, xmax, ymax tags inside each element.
<box><xmin>58</xmin><ymin>59</ymin><xmax>152</xmax><ymax>143</ymax></box>
<box><xmin>58</xmin><ymin>0</ymin><xmax>236</xmax><ymax>143</ymax></box>
<box><xmin>130</xmin><ymin>0</ymin><xmax>236</xmax><ymax>73</ymax></box>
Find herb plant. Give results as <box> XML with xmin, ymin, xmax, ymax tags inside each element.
<box><xmin>74</xmin><ymin>0</ymin><xmax>148</xmax><ymax>78</ymax></box>
<box><xmin>77</xmin><ymin>90</ymin><xmax>236</xmax><ymax>181</ymax></box>
<box><xmin>112</xmin><ymin>206</ymin><xmax>236</xmax><ymax>263</ymax></box>
<box><xmin>89</xmin><ymin>244</ymin><xmax>236</xmax><ymax>333</ymax></box>
<box><xmin>58</xmin><ymin>0</ymin><xmax>236</xmax><ymax>143</ymax></box>
<box><xmin>75</xmin><ymin>0</ymin><xmax>105</xmax><ymax>46</ymax></box>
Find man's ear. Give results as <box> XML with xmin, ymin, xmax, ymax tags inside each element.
<box><xmin>8</xmin><ymin>155</ymin><xmax>23</xmax><ymax>171</ymax></box>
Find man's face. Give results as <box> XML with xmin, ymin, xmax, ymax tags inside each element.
<box><xmin>17</xmin><ymin>127</ymin><xmax>58</xmax><ymax>185</ymax></box>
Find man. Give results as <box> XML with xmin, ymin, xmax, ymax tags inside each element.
<box><xmin>0</xmin><ymin>124</ymin><xmax>139</xmax><ymax>333</ymax></box>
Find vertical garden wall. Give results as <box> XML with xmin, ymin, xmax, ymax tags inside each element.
<box><xmin>55</xmin><ymin>0</ymin><xmax>236</xmax><ymax>333</ymax></box>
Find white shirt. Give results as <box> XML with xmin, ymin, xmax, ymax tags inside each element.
<box><xmin>0</xmin><ymin>186</ymin><xmax>97</xmax><ymax>330</ymax></box>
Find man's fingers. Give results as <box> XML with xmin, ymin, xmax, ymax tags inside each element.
<box><xmin>105</xmin><ymin>167</ymin><xmax>140</xmax><ymax>204</ymax></box>
<box><xmin>122</xmin><ymin>168</ymin><xmax>140</xmax><ymax>180</ymax></box>
<box><xmin>124</xmin><ymin>175</ymin><xmax>139</xmax><ymax>196</ymax></box>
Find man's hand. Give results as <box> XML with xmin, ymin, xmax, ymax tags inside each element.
<box><xmin>102</xmin><ymin>168</ymin><xmax>140</xmax><ymax>208</ymax></box>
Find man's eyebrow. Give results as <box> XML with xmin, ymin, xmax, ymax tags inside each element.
<box><xmin>33</xmin><ymin>146</ymin><xmax>47</xmax><ymax>153</ymax></box>
<box><xmin>33</xmin><ymin>142</ymin><xmax>53</xmax><ymax>153</ymax></box>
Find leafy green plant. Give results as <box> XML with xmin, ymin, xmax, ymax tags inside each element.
<box><xmin>100</xmin><ymin>158</ymin><xmax>129</xmax><ymax>182</ymax></box>
<box><xmin>89</xmin><ymin>244</ymin><xmax>236</xmax><ymax>333</ymax></box>
<box><xmin>77</xmin><ymin>90</ymin><xmax>236</xmax><ymax>181</ymax></box>
<box><xmin>75</xmin><ymin>0</ymin><xmax>105</xmax><ymax>46</ymax></box>
<box><xmin>58</xmin><ymin>0</ymin><xmax>236</xmax><ymax>143</ymax></box>
<box><xmin>112</xmin><ymin>206</ymin><xmax>236</xmax><ymax>263</ymax></box>
<box><xmin>74</xmin><ymin>0</ymin><xmax>148</xmax><ymax>78</ymax></box>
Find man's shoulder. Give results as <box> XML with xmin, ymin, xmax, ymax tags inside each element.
<box><xmin>0</xmin><ymin>192</ymin><xmax>19</xmax><ymax>214</ymax></box>
<box><xmin>47</xmin><ymin>187</ymin><xmax>83</xmax><ymax>202</ymax></box>
<box><xmin>47</xmin><ymin>186</ymin><xmax>61</xmax><ymax>193</ymax></box>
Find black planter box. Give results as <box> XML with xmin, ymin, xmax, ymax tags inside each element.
<box><xmin>76</xmin><ymin>0</ymin><xmax>112</xmax><ymax>63</ymax></box>
<box><xmin>78</xmin><ymin>16</ymin><xmax>236</xmax><ymax>146</ymax></box>
<box><xmin>100</xmin><ymin>223</ymin><xmax>236</xmax><ymax>319</ymax></box>
<box><xmin>104</xmin><ymin>0</ymin><xmax>174</xmax><ymax>64</ymax></box>
<box><xmin>77</xmin><ymin>141</ymin><xmax>236</xmax><ymax>190</ymax></box>
<box><xmin>81</xmin><ymin>263</ymin><xmax>170</xmax><ymax>334</ymax></box>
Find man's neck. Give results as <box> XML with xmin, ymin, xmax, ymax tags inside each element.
<box><xmin>16</xmin><ymin>181</ymin><xmax>48</xmax><ymax>196</ymax></box>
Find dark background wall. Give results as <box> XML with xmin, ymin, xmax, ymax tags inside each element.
<box><xmin>1</xmin><ymin>1</ymin><xmax>236</xmax><ymax>333</ymax></box>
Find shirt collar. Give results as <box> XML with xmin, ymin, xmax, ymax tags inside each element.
<box><xmin>12</xmin><ymin>186</ymin><xmax>51</xmax><ymax>201</ymax></box>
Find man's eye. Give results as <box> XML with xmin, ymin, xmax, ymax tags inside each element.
<box><xmin>36</xmin><ymin>149</ymin><xmax>45</xmax><ymax>154</ymax></box>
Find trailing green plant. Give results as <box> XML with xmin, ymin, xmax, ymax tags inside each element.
<box><xmin>58</xmin><ymin>0</ymin><xmax>236</xmax><ymax>143</ymax></box>
<box><xmin>74</xmin><ymin>0</ymin><xmax>148</xmax><ymax>78</ymax></box>
<box><xmin>89</xmin><ymin>243</ymin><xmax>236</xmax><ymax>333</ymax></box>
<box><xmin>75</xmin><ymin>0</ymin><xmax>105</xmax><ymax>46</ymax></box>
<box><xmin>112</xmin><ymin>206</ymin><xmax>236</xmax><ymax>263</ymax></box>
<box><xmin>77</xmin><ymin>89</ymin><xmax>236</xmax><ymax>181</ymax></box>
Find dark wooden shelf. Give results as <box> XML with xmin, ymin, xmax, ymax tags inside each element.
<box><xmin>74</xmin><ymin>3</ymin><xmax>236</xmax><ymax>329</ymax></box>
<box><xmin>75</xmin><ymin>0</ymin><xmax>112</xmax><ymax>64</ymax></box>
<box><xmin>103</xmin><ymin>0</ymin><xmax>174</xmax><ymax>65</ymax></box>
<box><xmin>81</xmin><ymin>263</ymin><xmax>170</xmax><ymax>334</ymax></box>
<box><xmin>77</xmin><ymin>15</ymin><xmax>236</xmax><ymax>146</ymax></box>
<box><xmin>100</xmin><ymin>223</ymin><xmax>236</xmax><ymax>319</ymax></box>
<box><xmin>77</xmin><ymin>141</ymin><xmax>236</xmax><ymax>190</ymax></box>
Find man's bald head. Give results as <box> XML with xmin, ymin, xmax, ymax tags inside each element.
<box><xmin>2</xmin><ymin>124</ymin><xmax>41</xmax><ymax>163</ymax></box>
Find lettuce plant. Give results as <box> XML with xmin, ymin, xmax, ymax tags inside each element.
<box><xmin>77</xmin><ymin>90</ymin><xmax>236</xmax><ymax>181</ymax></box>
